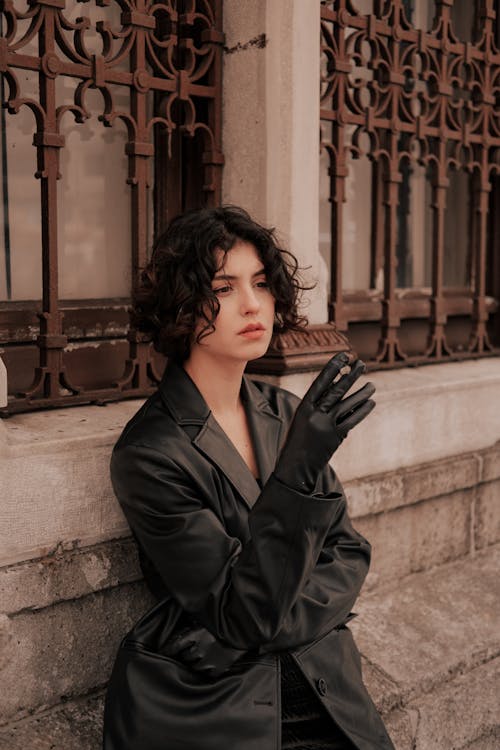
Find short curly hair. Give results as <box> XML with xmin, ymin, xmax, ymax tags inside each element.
<box><xmin>131</xmin><ymin>205</ymin><xmax>310</xmax><ymax>361</ymax></box>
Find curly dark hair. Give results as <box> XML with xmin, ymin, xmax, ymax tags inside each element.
<box><xmin>131</xmin><ymin>205</ymin><xmax>311</xmax><ymax>361</ymax></box>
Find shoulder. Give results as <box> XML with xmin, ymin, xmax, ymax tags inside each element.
<box><xmin>112</xmin><ymin>390</ymin><xmax>188</xmax><ymax>457</ymax></box>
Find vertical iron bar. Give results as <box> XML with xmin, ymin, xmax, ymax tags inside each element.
<box><xmin>0</xmin><ymin>15</ymin><xmax>11</xmax><ymax>300</ymax></box>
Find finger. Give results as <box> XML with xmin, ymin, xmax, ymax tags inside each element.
<box><xmin>316</xmin><ymin>359</ymin><xmax>366</xmax><ymax>411</ymax></box>
<box><xmin>337</xmin><ymin>399</ymin><xmax>376</xmax><ymax>437</ymax></box>
<box><xmin>335</xmin><ymin>382</ymin><xmax>376</xmax><ymax>422</ymax></box>
<box><xmin>303</xmin><ymin>352</ymin><xmax>351</xmax><ymax>404</ymax></box>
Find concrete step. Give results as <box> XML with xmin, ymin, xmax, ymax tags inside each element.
<box><xmin>1</xmin><ymin>545</ymin><xmax>499</xmax><ymax>750</ymax></box>
<box><xmin>0</xmin><ymin>693</ymin><xmax>104</xmax><ymax>750</ymax></box>
<box><xmin>351</xmin><ymin>542</ymin><xmax>500</xmax><ymax>749</ymax></box>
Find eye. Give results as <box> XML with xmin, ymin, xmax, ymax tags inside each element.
<box><xmin>255</xmin><ymin>279</ymin><xmax>270</xmax><ymax>288</ymax></box>
<box><xmin>213</xmin><ymin>285</ymin><xmax>232</xmax><ymax>295</ymax></box>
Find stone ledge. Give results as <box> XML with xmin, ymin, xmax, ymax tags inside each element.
<box><xmin>281</xmin><ymin>357</ymin><xmax>500</xmax><ymax>481</ymax></box>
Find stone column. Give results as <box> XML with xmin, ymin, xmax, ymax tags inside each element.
<box><xmin>222</xmin><ymin>1</ymin><xmax>326</xmax><ymax>324</ymax></box>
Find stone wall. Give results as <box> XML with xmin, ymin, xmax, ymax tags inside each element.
<box><xmin>1</xmin><ymin>359</ymin><xmax>499</xmax><ymax>729</ymax></box>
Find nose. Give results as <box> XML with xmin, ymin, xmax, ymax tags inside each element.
<box><xmin>240</xmin><ymin>285</ymin><xmax>261</xmax><ymax>315</ymax></box>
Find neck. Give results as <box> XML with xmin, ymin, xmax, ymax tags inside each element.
<box><xmin>183</xmin><ymin>352</ymin><xmax>247</xmax><ymax>416</ymax></box>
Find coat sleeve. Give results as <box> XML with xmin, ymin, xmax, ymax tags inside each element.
<box><xmin>110</xmin><ymin>442</ymin><xmax>342</xmax><ymax>650</ymax></box>
<box><xmin>258</xmin><ymin>465</ymin><xmax>371</xmax><ymax>652</ymax></box>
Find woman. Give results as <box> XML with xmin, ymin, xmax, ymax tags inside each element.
<box><xmin>104</xmin><ymin>206</ymin><xmax>395</xmax><ymax>750</ymax></box>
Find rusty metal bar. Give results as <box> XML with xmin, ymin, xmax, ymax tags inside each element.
<box><xmin>0</xmin><ymin>0</ymin><xmax>223</xmax><ymax>413</ymax></box>
<box><xmin>320</xmin><ymin>0</ymin><xmax>500</xmax><ymax>367</ymax></box>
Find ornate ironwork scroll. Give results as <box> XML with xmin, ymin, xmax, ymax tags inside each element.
<box><xmin>321</xmin><ymin>0</ymin><xmax>500</xmax><ymax>368</ymax></box>
<box><xmin>0</xmin><ymin>0</ymin><xmax>223</xmax><ymax>413</ymax></box>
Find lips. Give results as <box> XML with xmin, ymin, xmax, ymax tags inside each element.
<box><xmin>238</xmin><ymin>323</ymin><xmax>265</xmax><ymax>334</ymax></box>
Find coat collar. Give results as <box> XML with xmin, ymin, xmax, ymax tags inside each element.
<box><xmin>159</xmin><ymin>361</ymin><xmax>283</xmax><ymax>510</ymax></box>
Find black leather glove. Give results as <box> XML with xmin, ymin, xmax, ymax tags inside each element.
<box><xmin>162</xmin><ymin>624</ymin><xmax>248</xmax><ymax>679</ymax></box>
<box><xmin>274</xmin><ymin>352</ymin><xmax>375</xmax><ymax>492</ymax></box>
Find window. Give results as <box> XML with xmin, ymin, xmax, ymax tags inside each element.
<box><xmin>320</xmin><ymin>0</ymin><xmax>500</xmax><ymax>367</ymax></box>
<box><xmin>0</xmin><ymin>0</ymin><xmax>223</xmax><ymax>413</ymax></box>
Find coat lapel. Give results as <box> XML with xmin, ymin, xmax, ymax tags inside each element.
<box><xmin>240</xmin><ymin>375</ymin><xmax>283</xmax><ymax>487</ymax></box>
<box><xmin>159</xmin><ymin>363</ymin><xmax>284</xmax><ymax>510</ymax></box>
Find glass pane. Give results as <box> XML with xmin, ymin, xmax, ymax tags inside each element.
<box><xmin>1</xmin><ymin>1</ymin><xmax>140</xmax><ymax>304</ymax></box>
<box><xmin>0</xmin><ymin>69</ymin><xmax>42</xmax><ymax>302</ymax></box>
<box><xmin>451</xmin><ymin>0</ymin><xmax>477</xmax><ymax>43</ymax></box>
<box><xmin>343</xmin><ymin>150</ymin><xmax>372</xmax><ymax>290</ymax></box>
<box><xmin>443</xmin><ymin>170</ymin><xmax>470</xmax><ymax>287</ymax></box>
<box><xmin>408</xmin><ymin>0</ymin><xmax>436</xmax><ymax>32</ymax></box>
<box><xmin>57</xmin><ymin>84</ymin><xmax>131</xmax><ymax>300</ymax></box>
<box><xmin>318</xmin><ymin>136</ymin><xmax>332</xmax><ymax>298</ymax></box>
<box><xmin>397</xmin><ymin>161</ymin><xmax>433</xmax><ymax>288</ymax></box>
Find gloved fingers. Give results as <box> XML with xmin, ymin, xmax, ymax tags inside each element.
<box><xmin>316</xmin><ymin>359</ymin><xmax>366</xmax><ymax>412</ymax></box>
<box><xmin>163</xmin><ymin>627</ymin><xmax>198</xmax><ymax>656</ymax></box>
<box><xmin>337</xmin><ymin>398</ymin><xmax>376</xmax><ymax>437</ymax></box>
<box><xmin>303</xmin><ymin>352</ymin><xmax>350</xmax><ymax>405</ymax></box>
<box><xmin>335</xmin><ymin>382</ymin><xmax>376</xmax><ymax>423</ymax></box>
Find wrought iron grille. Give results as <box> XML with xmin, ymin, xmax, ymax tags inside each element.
<box><xmin>320</xmin><ymin>0</ymin><xmax>500</xmax><ymax>367</ymax></box>
<box><xmin>0</xmin><ymin>0</ymin><xmax>223</xmax><ymax>413</ymax></box>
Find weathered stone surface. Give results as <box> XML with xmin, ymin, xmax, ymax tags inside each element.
<box><xmin>410</xmin><ymin>656</ymin><xmax>500</xmax><ymax>750</ymax></box>
<box><xmin>461</xmin><ymin>731</ymin><xmax>500</xmax><ymax>750</ymax></box>
<box><xmin>351</xmin><ymin>544</ymin><xmax>500</xmax><ymax>702</ymax></box>
<box><xmin>383</xmin><ymin>708</ymin><xmax>417</xmax><ymax>750</ymax></box>
<box><xmin>0</xmin><ymin>692</ymin><xmax>104</xmax><ymax>750</ymax></box>
<box><xmin>0</xmin><ymin>538</ymin><xmax>141</xmax><ymax>615</ymax></box>
<box><xmin>0</xmin><ymin>582</ymin><xmax>153</xmax><ymax>723</ymax></box>
<box><xmin>474</xmin><ymin>479</ymin><xmax>500</xmax><ymax>550</ymax></box>
<box><xmin>1</xmin><ymin>445</ymin><xmax>129</xmax><ymax>567</ymax></box>
<box><xmin>355</xmin><ymin>488</ymin><xmax>472</xmax><ymax>585</ymax></box>
<box><xmin>358</xmin><ymin>658</ymin><xmax>400</xmax><ymax>715</ymax></box>
<box><xmin>344</xmin><ymin>472</ymin><xmax>404</xmax><ymax>518</ymax></box>
<box><xmin>0</xmin><ymin>400</ymin><xmax>143</xmax><ymax>568</ymax></box>
<box><xmin>345</xmin><ymin>452</ymin><xmax>479</xmax><ymax>519</ymax></box>
<box><xmin>480</xmin><ymin>441</ymin><xmax>500</xmax><ymax>483</ymax></box>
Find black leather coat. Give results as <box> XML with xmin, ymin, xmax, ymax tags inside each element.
<box><xmin>103</xmin><ymin>362</ymin><xmax>395</xmax><ymax>750</ymax></box>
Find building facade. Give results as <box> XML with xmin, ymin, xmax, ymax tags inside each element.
<box><xmin>1</xmin><ymin>2</ymin><xmax>499</xmax><ymax>748</ymax></box>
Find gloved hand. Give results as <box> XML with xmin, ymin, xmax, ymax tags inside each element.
<box><xmin>274</xmin><ymin>352</ymin><xmax>375</xmax><ymax>492</ymax></box>
<box><xmin>162</xmin><ymin>623</ymin><xmax>248</xmax><ymax>680</ymax></box>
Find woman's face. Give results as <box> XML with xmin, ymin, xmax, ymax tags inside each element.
<box><xmin>190</xmin><ymin>240</ymin><xmax>275</xmax><ymax>366</ymax></box>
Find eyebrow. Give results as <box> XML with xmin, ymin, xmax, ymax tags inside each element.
<box><xmin>213</xmin><ymin>267</ymin><xmax>266</xmax><ymax>281</ymax></box>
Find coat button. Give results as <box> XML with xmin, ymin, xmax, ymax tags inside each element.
<box><xmin>316</xmin><ymin>678</ymin><xmax>328</xmax><ymax>696</ymax></box>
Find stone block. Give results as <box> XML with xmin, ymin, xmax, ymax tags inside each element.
<box><xmin>0</xmin><ymin>538</ymin><xmax>141</xmax><ymax>615</ymax></box>
<box><xmin>355</xmin><ymin>489</ymin><xmax>472</xmax><ymax>585</ymax></box>
<box><xmin>345</xmin><ymin>452</ymin><xmax>479</xmax><ymax>519</ymax></box>
<box><xmin>344</xmin><ymin>473</ymin><xmax>404</xmax><ymax>518</ymax></box>
<box><xmin>401</xmin><ymin>453</ymin><xmax>479</xmax><ymax>505</ymax></box>
<box><xmin>0</xmin><ymin>582</ymin><xmax>152</xmax><ymax>723</ymax></box>
<box><xmin>411</xmin><ymin>656</ymin><xmax>500</xmax><ymax>750</ymax></box>
<box><xmin>351</xmin><ymin>545</ymin><xmax>500</xmax><ymax>701</ymax></box>
<box><xmin>474</xmin><ymin>479</ymin><xmax>500</xmax><ymax>550</ymax></box>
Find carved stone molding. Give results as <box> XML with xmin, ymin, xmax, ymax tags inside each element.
<box><xmin>246</xmin><ymin>323</ymin><xmax>352</xmax><ymax>375</ymax></box>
